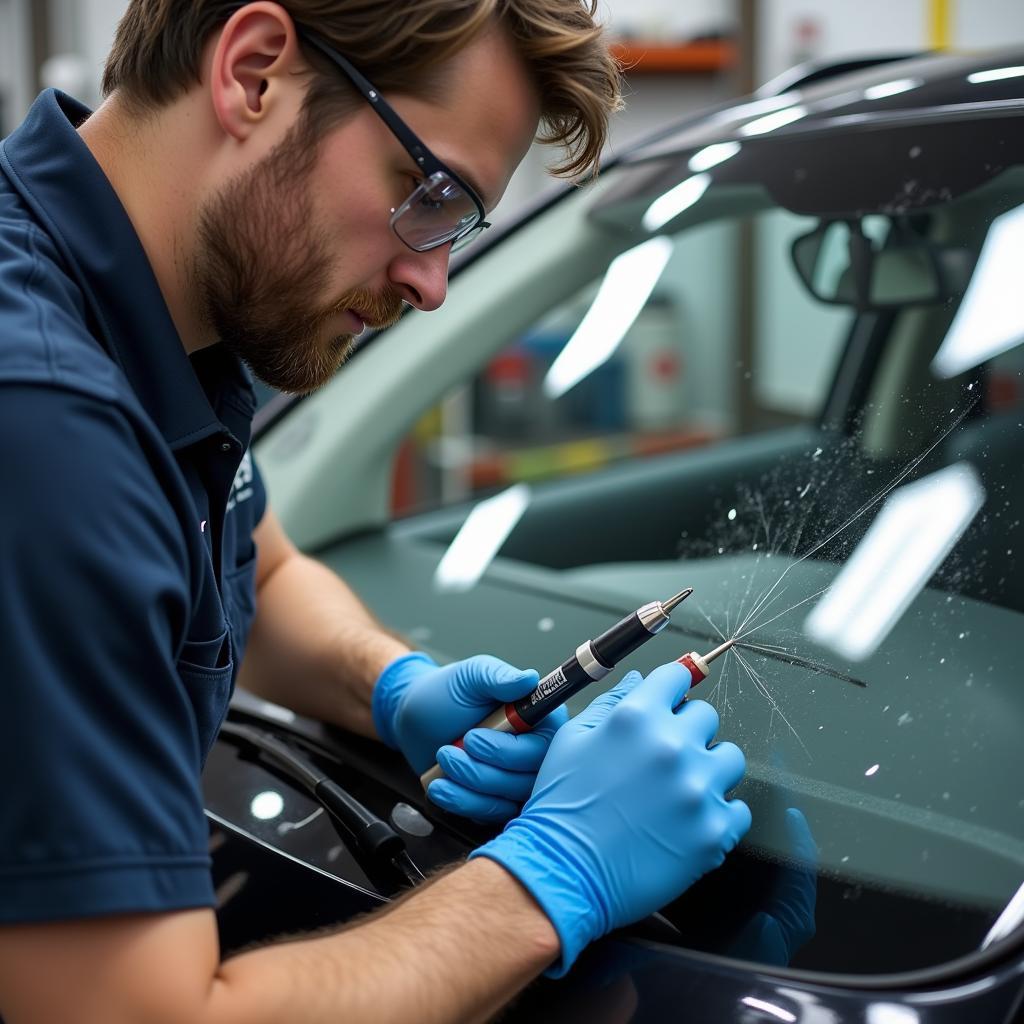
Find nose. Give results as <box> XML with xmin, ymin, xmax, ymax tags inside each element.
<box><xmin>388</xmin><ymin>244</ymin><xmax>450</xmax><ymax>312</ymax></box>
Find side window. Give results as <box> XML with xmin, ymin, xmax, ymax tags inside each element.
<box><xmin>391</xmin><ymin>211</ymin><xmax>853</xmax><ymax>517</ymax></box>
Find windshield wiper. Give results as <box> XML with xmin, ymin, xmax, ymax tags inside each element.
<box><xmin>218</xmin><ymin>720</ymin><xmax>425</xmax><ymax>891</ymax></box>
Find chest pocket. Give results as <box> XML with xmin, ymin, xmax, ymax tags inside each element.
<box><xmin>177</xmin><ymin>626</ymin><xmax>234</xmax><ymax>766</ymax></box>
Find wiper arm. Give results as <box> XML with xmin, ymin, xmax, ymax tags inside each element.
<box><xmin>218</xmin><ymin>720</ymin><xmax>425</xmax><ymax>890</ymax></box>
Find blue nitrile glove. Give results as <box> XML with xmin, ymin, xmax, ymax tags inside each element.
<box><xmin>372</xmin><ymin>652</ymin><xmax>568</xmax><ymax>822</ymax></box>
<box><xmin>469</xmin><ymin>661</ymin><xmax>751</xmax><ymax>976</ymax></box>
<box><xmin>725</xmin><ymin>807</ymin><xmax>817</xmax><ymax>966</ymax></box>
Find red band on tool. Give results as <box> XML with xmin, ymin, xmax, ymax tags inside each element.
<box><xmin>453</xmin><ymin>737</ymin><xmax>465</xmax><ymax>750</ymax></box>
<box><xmin>504</xmin><ymin>703</ymin><xmax>531</xmax><ymax>733</ymax></box>
<box><xmin>677</xmin><ymin>654</ymin><xmax>707</xmax><ymax>684</ymax></box>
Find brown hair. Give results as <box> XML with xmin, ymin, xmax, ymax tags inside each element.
<box><xmin>102</xmin><ymin>0</ymin><xmax>622</xmax><ymax>178</ymax></box>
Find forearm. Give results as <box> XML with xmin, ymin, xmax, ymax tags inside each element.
<box><xmin>208</xmin><ymin>858</ymin><xmax>559</xmax><ymax>1024</ymax></box>
<box><xmin>237</xmin><ymin>552</ymin><xmax>410</xmax><ymax>738</ymax></box>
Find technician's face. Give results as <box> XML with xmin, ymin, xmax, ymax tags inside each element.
<box><xmin>195</xmin><ymin>25</ymin><xmax>540</xmax><ymax>396</ymax></box>
<box><xmin>193</xmin><ymin>125</ymin><xmax>401</xmax><ymax>395</ymax></box>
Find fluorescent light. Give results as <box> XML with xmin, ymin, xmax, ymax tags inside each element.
<box><xmin>805</xmin><ymin>464</ymin><xmax>985</xmax><ymax>661</ymax></box>
<box><xmin>740</xmin><ymin>997</ymin><xmax>797</xmax><ymax>1023</ymax></box>
<box><xmin>433</xmin><ymin>484</ymin><xmax>531</xmax><ymax>592</ymax></box>
<box><xmin>688</xmin><ymin>141</ymin><xmax>741</xmax><ymax>173</ymax></box>
<box><xmin>863</xmin><ymin>78</ymin><xmax>921</xmax><ymax>100</ymax></box>
<box><xmin>543</xmin><ymin>237</ymin><xmax>675</xmax><ymax>399</ymax></box>
<box><xmin>739</xmin><ymin>105</ymin><xmax>807</xmax><ymax>137</ymax></box>
<box><xmin>968</xmin><ymin>66</ymin><xmax>1024</xmax><ymax>84</ymax></box>
<box><xmin>931</xmin><ymin>203</ymin><xmax>1024</xmax><ymax>378</ymax></box>
<box><xmin>642</xmin><ymin>173</ymin><xmax>711</xmax><ymax>232</ymax></box>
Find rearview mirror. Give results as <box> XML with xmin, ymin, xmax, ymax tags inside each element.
<box><xmin>791</xmin><ymin>217</ymin><xmax>973</xmax><ymax>310</ymax></box>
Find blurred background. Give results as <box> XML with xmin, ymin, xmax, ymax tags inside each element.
<box><xmin>3</xmin><ymin>0</ymin><xmax>1023</xmax><ymax>517</ymax></box>
<box><xmin>3</xmin><ymin>0</ymin><xmax>1024</xmax><ymax>224</ymax></box>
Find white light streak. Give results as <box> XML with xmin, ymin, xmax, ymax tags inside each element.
<box><xmin>863</xmin><ymin>78</ymin><xmax>922</xmax><ymax>100</ymax></box>
<box><xmin>641</xmin><ymin>174</ymin><xmax>711</xmax><ymax>232</ymax></box>
<box><xmin>968</xmin><ymin>66</ymin><xmax>1024</xmax><ymax>84</ymax></box>
<box><xmin>931</xmin><ymin>203</ymin><xmax>1024</xmax><ymax>377</ymax></box>
<box><xmin>867</xmin><ymin>1005</ymin><xmax>921</xmax><ymax>1024</ymax></box>
<box><xmin>433</xmin><ymin>484</ymin><xmax>531</xmax><ymax>592</ymax></box>
<box><xmin>740</xmin><ymin>996</ymin><xmax>797</xmax><ymax>1022</ymax></box>
<box><xmin>250</xmin><ymin>791</ymin><xmax>284</xmax><ymax>820</ymax></box>
<box><xmin>688</xmin><ymin>141</ymin><xmax>742</xmax><ymax>173</ymax></box>
<box><xmin>739</xmin><ymin>105</ymin><xmax>807</xmax><ymax>137</ymax></box>
<box><xmin>982</xmin><ymin>878</ymin><xmax>1024</xmax><ymax>949</ymax></box>
<box><xmin>543</xmin><ymin>238</ymin><xmax>675</xmax><ymax>399</ymax></box>
<box><xmin>865</xmin><ymin>763</ymin><xmax>880</xmax><ymax>777</ymax></box>
<box><xmin>805</xmin><ymin>464</ymin><xmax>986</xmax><ymax>661</ymax></box>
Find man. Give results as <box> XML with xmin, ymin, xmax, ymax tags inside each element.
<box><xmin>0</xmin><ymin>1</ymin><xmax>750</xmax><ymax>1020</ymax></box>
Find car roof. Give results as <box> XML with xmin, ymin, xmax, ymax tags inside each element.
<box><xmin>626</xmin><ymin>48</ymin><xmax>1024</xmax><ymax>163</ymax></box>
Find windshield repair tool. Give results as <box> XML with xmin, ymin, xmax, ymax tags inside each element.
<box><xmin>672</xmin><ymin>638</ymin><xmax>736</xmax><ymax>708</ymax></box>
<box><xmin>219</xmin><ymin>721</ymin><xmax>425</xmax><ymax>889</ymax></box>
<box><xmin>420</xmin><ymin>588</ymin><xmax>693</xmax><ymax>789</ymax></box>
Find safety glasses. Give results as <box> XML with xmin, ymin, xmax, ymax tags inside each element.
<box><xmin>297</xmin><ymin>27</ymin><xmax>490</xmax><ymax>253</ymax></box>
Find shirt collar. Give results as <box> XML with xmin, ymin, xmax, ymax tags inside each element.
<box><xmin>0</xmin><ymin>89</ymin><xmax>255</xmax><ymax>450</ymax></box>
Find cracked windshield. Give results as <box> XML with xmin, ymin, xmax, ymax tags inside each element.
<box><xmin>391</xmin><ymin>122</ymin><xmax>1024</xmax><ymax>973</ymax></box>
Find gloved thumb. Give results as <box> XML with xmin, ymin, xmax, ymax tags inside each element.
<box><xmin>574</xmin><ymin>671</ymin><xmax>643</xmax><ymax>732</ymax></box>
<box><xmin>451</xmin><ymin>655</ymin><xmax>541</xmax><ymax>705</ymax></box>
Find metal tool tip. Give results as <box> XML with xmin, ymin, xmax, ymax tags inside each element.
<box><xmin>704</xmin><ymin>637</ymin><xmax>737</xmax><ymax>664</ymax></box>
<box><xmin>662</xmin><ymin>587</ymin><xmax>694</xmax><ymax>613</ymax></box>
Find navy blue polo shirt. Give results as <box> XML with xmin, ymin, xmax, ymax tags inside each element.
<box><xmin>0</xmin><ymin>91</ymin><xmax>267</xmax><ymax>922</ymax></box>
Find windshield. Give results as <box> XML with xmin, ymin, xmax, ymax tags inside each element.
<box><xmin>274</xmin><ymin>97</ymin><xmax>1024</xmax><ymax>976</ymax></box>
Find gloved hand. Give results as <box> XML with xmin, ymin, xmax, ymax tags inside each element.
<box><xmin>725</xmin><ymin>807</ymin><xmax>817</xmax><ymax>966</ymax></box>
<box><xmin>372</xmin><ymin>652</ymin><xmax>568</xmax><ymax>822</ymax></box>
<box><xmin>470</xmin><ymin>661</ymin><xmax>751</xmax><ymax>975</ymax></box>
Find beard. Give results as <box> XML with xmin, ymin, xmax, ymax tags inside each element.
<box><xmin>192</xmin><ymin>122</ymin><xmax>404</xmax><ymax>395</ymax></box>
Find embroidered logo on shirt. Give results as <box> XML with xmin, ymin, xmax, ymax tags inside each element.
<box><xmin>227</xmin><ymin>450</ymin><xmax>253</xmax><ymax>513</ymax></box>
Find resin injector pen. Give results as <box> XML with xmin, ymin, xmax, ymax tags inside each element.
<box><xmin>420</xmin><ymin>588</ymin><xmax>693</xmax><ymax>789</ymax></box>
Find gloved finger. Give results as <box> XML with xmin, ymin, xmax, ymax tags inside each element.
<box><xmin>673</xmin><ymin>698</ymin><xmax>720</xmax><ymax>745</ymax></box>
<box><xmin>708</xmin><ymin>739</ymin><xmax>746</xmax><ymax>793</ymax></box>
<box><xmin>436</xmin><ymin>743</ymin><xmax>537</xmax><ymax>802</ymax></box>
<box><xmin>427</xmin><ymin>777</ymin><xmax>521</xmax><ymax>823</ymax></box>
<box><xmin>629</xmin><ymin>660</ymin><xmax>695</xmax><ymax>711</ymax></box>
<box><xmin>462</xmin><ymin>715</ymin><xmax>566</xmax><ymax>772</ymax></box>
<box><xmin>574</xmin><ymin>671</ymin><xmax>644</xmax><ymax>731</ymax></box>
<box><xmin>726</xmin><ymin>912</ymin><xmax>792</xmax><ymax>966</ymax></box>
<box><xmin>450</xmin><ymin>656</ymin><xmax>540</xmax><ymax>706</ymax></box>
<box><xmin>783</xmin><ymin>807</ymin><xmax>818</xmax><ymax>865</ymax></box>
<box><xmin>727</xmin><ymin>797</ymin><xmax>753</xmax><ymax>841</ymax></box>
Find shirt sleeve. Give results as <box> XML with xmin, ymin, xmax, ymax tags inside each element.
<box><xmin>0</xmin><ymin>384</ymin><xmax>215</xmax><ymax>923</ymax></box>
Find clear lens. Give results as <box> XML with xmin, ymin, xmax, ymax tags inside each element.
<box><xmin>450</xmin><ymin>223</ymin><xmax>487</xmax><ymax>253</ymax></box>
<box><xmin>392</xmin><ymin>171</ymin><xmax>480</xmax><ymax>251</ymax></box>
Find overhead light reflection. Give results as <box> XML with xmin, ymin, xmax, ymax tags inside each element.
<box><xmin>981</xmin><ymin>878</ymin><xmax>1024</xmax><ymax>949</ymax></box>
<box><xmin>543</xmin><ymin>237</ymin><xmax>675</xmax><ymax>399</ymax></box>
<box><xmin>433</xmin><ymin>483</ymin><xmax>531</xmax><ymax>592</ymax></box>
<box><xmin>739</xmin><ymin>105</ymin><xmax>807</xmax><ymax>137</ymax></box>
<box><xmin>805</xmin><ymin>464</ymin><xmax>985</xmax><ymax>661</ymax></box>
<box><xmin>968</xmin><ymin>66</ymin><xmax>1024</xmax><ymax>84</ymax></box>
<box><xmin>867</xmin><ymin>1005</ymin><xmax>921</xmax><ymax>1024</ymax></box>
<box><xmin>740</xmin><ymin>996</ymin><xmax>797</xmax><ymax>1022</ymax></box>
<box><xmin>863</xmin><ymin>78</ymin><xmax>922</xmax><ymax>100</ymax></box>
<box><xmin>642</xmin><ymin>173</ymin><xmax>711</xmax><ymax>232</ymax></box>
<box><xmin>931</xmin><ymin>203</ymin><xmax>1024</xmax><ymax>378</ymax></box>
<box><xmin>250</xmin><ymin>790</ymin><xmax>285</xmax><ymax>820</ymax></box>
<box><xmin>688</xmin><ymin>141</ymin><xmax>741</xmax><ymax>173</ymax></box>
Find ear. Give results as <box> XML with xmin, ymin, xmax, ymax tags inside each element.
<box><xmin>208</xmin><ymin>2</ymin><xmax>303</xmax><ymax>142</ymax></box>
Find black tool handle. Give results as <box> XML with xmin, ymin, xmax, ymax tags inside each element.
<box><xmin>591</xmin><ymin>611</ymin><xmax>652</xmax><ymax>666</ymax></box>
<box><xmin>511</xmin><ymin>654</ymin><xmax>603</xmax><ymax>728</ymax></box>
